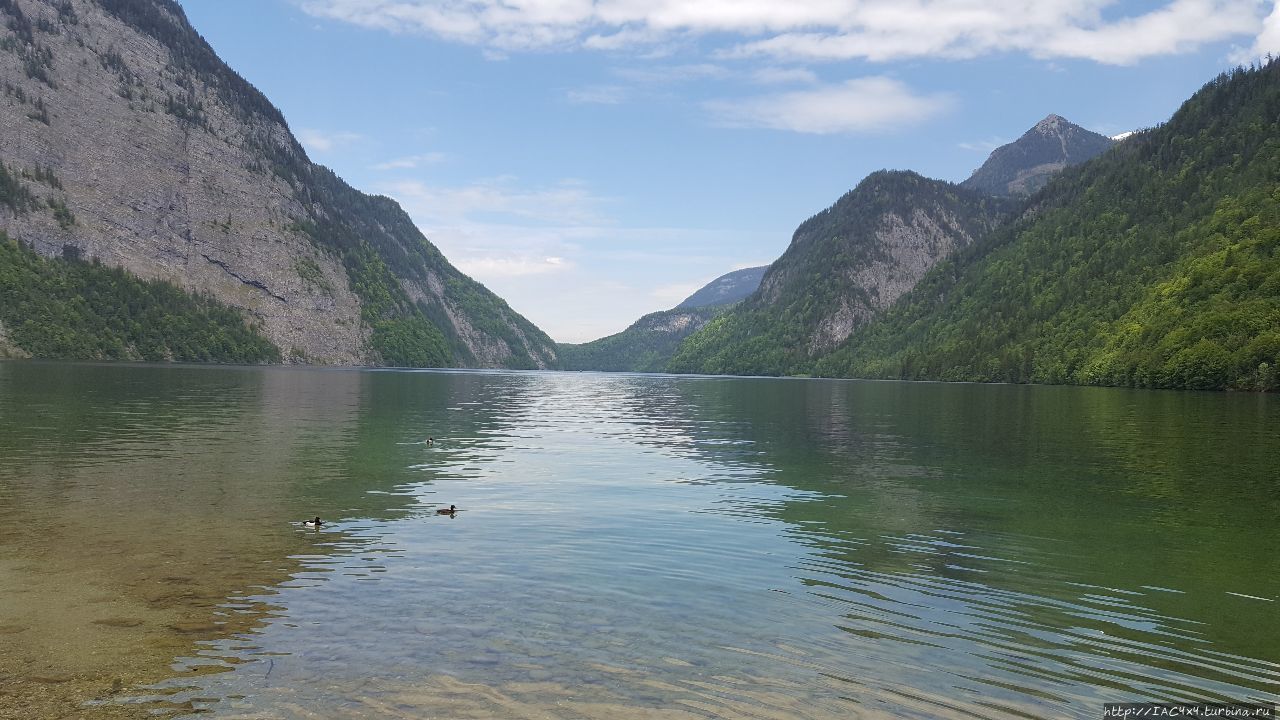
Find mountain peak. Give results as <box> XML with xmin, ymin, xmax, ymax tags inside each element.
<box><xmin>962</xmin><ymin>115</ymin><xmax>1116</xmax><ymax>197</ymax></box>
<box><xmin>1034</xmin><ymin>114</ymin><xmax>1068</xmax><ymax>132</ymax></box>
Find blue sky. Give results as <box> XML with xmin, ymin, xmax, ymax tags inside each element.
<box><xmin>181</xmin><ymin>0</ymin><xmax>1279</xmax><ymax>343</ymax></box>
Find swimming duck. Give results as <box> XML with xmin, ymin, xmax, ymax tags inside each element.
<box><xmin>426</xmin><ymin>437</ymin><xmax>434</xmax><ymax>446</ymax></box>
<box><xmin>436</xmin><ymin>505</ymin><xmax>456</xmax><ymax>515</ymax></box>
<box><xmin>303</xmin><ymin>516</ymin><xmax>323</xmax><ymax>527</ymax></box>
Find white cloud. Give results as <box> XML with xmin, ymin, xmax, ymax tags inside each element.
<box><xmin>958</xmin><ymin>137</ymin><xmax>1008</xmax><ymax>153</ymax></box>
<box><xmin>649</xmin><ymin>280</ymin><xmax>705</xmax><ymax>306</ymax></box>
<box><xmin>297</xmin><ymin>128</ymin><xmax>363</xmax><ymax>153</ymax></box>
<box><xmin>705</xmin><ymin>77</ymin><xmax>953</xmax><ymax>134</ymax></box>
<box><xmin>454</xmin><ymin>255</ymin><xmax>575</xmax><ymax>278</ymax></box>
<box><xmin>384</xmin><ymin>176</ymin><xmax>608</xmax><ymax>226</ymax></box>
<box><xmin>752</xmin><ymin>66</ymin><xmax>818</xmax><ymax>85</ymax></box>
<box><xmin>1036</xmin><ymin>0</ymin><xmax>1262</xmax><ymax>64</ymax></box>
<box><xmin>298</xmin><ymin>0</ymin><xmax>1268</xmax><ymax>65</ymax></box>
<box><xmin>370</xmin><ymin>171</ymin><xmax>778</xmax><ymax>341</ymax></box>
<box><xmin>566</xmin><ymin>85</ymin><xmax>627</xmax><ymax>104</ymax></box>
<box><xmin>1238</xmin><ymin>0</ymin><xmax>1280</xmax><ymax>60</ymax></box>
<box><xmin>612</xmin><ymin>62</ymin><xmax>729</xmax><ymax>84</ymax></box>
<box><xmin>372</xmin><ymin>152</ymin><xmax>448</xmax><ymax>170</ymax></box>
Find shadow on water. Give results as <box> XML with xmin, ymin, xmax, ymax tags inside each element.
<box><xmin>614</xmin><ymin>378</ymin><xmax>1280</xmax><ymax>715</ymax></box>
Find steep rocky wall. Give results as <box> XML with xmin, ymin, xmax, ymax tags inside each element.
<box><xmin>0</xmin><ymin>0</ymin><xmax>559</xmax><ymax>368</ymax></box>
<box><xmin>807</xmin><ymin>208</ymin><xmax>980</xmax><ymax>353</ymax></box>
<box><xmin>0</xmin><ymin>0</ymin><xmax>367</xmax><ymax>363</ymax></box>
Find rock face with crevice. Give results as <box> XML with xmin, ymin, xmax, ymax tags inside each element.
<box><xmin>0</xmin><ymin>0</ymin><xmax>557</xmax><ymax>367</ymax></box>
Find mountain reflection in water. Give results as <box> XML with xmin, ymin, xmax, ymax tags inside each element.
<box><xmin>0</xmin><ymin>364</ymin><xmax>1275</xmax><ymax>719</ymax></box>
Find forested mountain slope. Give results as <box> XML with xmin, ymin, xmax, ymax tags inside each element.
<box><xmin>561</xmin><ymin>265</ymin><xmax>767</xmax><ymax>372</ymax></box>
<box><xmin>559</xmin><ymin>305</ymin><xmax>723</xmax><ymax>372</ymax></box>
<box><xmin>667</xmin><ymin>172</ymin><xmax>1013</xmax><ymax>376</ymax></box>
<box><xmin>676</xmin><ymin>266</ymin><xmax>767</xmax><ymax>309</ymax></box>
<box><xmin>0</xmin><ymin>0</ymin><xmax>557</xmax><ymax>367</ymax></box>
<box><xmin>818</xmin><ymin>62</ymin><xmax>1280</xmax><ymax>391</ymax></box>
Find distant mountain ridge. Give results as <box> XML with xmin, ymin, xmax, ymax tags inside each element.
<box><xmin>962</xmin><ymin>114</ymin><xmax>1116</xmax><ymax>196</ymax></box>
<box><xmin>676</xmin><ymin>266</ymin><xmax>767</xmax><ymax>309</ymax></box>
<box><xmin>561</xmin><ymin>266</ymin><xmax>764</xmax><ymax>371</ymax></box>
<box><xmin>0</xmin><ymin>0</ymin><xmax>558</xmax><ymax>368</ymax></box>
<box><xmin>560</xmin><ymin>305</ymin><xmax>723</xmax><ymax>372</ymax></box>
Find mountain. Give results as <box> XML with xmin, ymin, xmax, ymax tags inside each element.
<box><xmin>0</xmin><ymin>0</ymin><xmax>557</xmax><ymax>368</ymax></box>
<box><xmin>561</xmin><ymin>266</ymin><xmax>768</xmax><ymax>372</ymax></box>
<box><xmin>667</xmin><ymin>171</ymin><xmax>1014</xmax><ymax>376</ymax></box>
<box><xmin>676</xmin><ymin>266</ymin><xmax>767</xmax><ymax>309</ymax></box>
<box><xmin>818</xmin><ymin>62</ymin><xmax>1280</xmax><ymax>392</ymax></box>
<box><xmin>961</xmin><ymin>114</ymin><xmax>1116</xmax><ymax>196</ymax></box>
<box><xmin>559</xmin><ymin>305</ymin><xmax>723</xmax><ymax>372</ymax></box>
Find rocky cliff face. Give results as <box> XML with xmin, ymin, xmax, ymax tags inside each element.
<box><xmin>756</xmin><ymin>171</ymin><xmax>1012</xmax><ymax>354</ymax></box>
<box><xmin>0</xmin><ymin>0</ymin><xmax>557</xmax><ymax>367</ymax></box>
<box><xmin>667</xmin><ymin>171</ymin><xmax>1013</xmax><ymax>376</ymax></box>
<box><xmin>961</xmin><ymin>114</ymin><xmax>1115</xmax><ymax>197</ymax></box>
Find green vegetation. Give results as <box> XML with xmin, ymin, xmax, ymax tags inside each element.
<box><xmin>371</xmin><ymin>317</ymin><xmax>452</xmax><ymax>368</ymax></box>
<box><xmin>291</xmin><ymin>173</ymin><xmax>554</xmax><ymax>369</ymax></box>
<box><xmin>0</xmin><ymin>233</ymin><xmax>280</xmax><ymax>362</ymax></box>
<box><xmin>669</xmin><ymin>172</ymin><xmax>1012</xmax><ymax>376</ymax></box>
<box><xmin>817</xmin><ymin>61</ymin><xmax>1280</xmax><ymax>392</ymax></box>
<box><xmin>562</xmin><ymin>306</ymin><xmax>722</xmax><ymax>372</ymax></box>
<box><xmin>97</xmin><ymin>0</ymin><xmax>285</xmax><ymax>127</ymax></box>
<box><xmin>341</xmin><ymin>243</ymin><xmax>452</xmax><ymax>368</ymax></box>
<box><xmin>0</xmin><ymin>0</ymin><xmax>56</xmax><ymax>88</ymax></box>
<box><xmin>0</xmin><ymin>160</ymin><xmax>36</xmax><ymax>214</ymax></box>
<box><xmin>47</xmin><ymin>197</ymin><xmax>73</xmax><ymax>228</ymax></box>
<box><xmin>294</xmin><ymin>256</ymin><xmax>329</xmax><ymax>292</ymax></box>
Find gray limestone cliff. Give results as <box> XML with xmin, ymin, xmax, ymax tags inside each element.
<box><xmin>0</xmin><ymin>0</ymin><xmax>557</xmax><ymax>367</ymax></box>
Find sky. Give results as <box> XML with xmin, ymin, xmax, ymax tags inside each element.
<box><xmin>179</xmin><ymin>0</ymin><xmax>1280</xmax><ymax>343</ymax></box>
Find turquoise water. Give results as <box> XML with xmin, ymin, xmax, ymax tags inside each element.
<box><xmin>0</xmin><ymin>363</ymin><xmax>1276</xmax><ymax>718</ymax></box>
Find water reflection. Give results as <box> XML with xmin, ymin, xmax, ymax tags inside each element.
<box><xmin>1</xmin><ymin>365</ymin><xmax>1276</xmax><ymax>719</ymax></box>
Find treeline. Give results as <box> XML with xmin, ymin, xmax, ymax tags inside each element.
<box><xmin>0</xmin><ymin>235</ymin><xmax>279</xmax><ymax>363</ymax></box>
<box><xmin>562</xmin><ymin>306</ymin><xmax>722</xmax><ymax>372</ymax></box>
<box><xmin>815</xmin><ymin>61</ymin><xmax>1280</xmax><ymax>391</ymax></box>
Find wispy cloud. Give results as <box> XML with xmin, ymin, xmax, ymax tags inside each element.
<box><xmin>958</xmin><ymin>137</ymin><xmax>1008</xmax><ymax>153</ymax></box>
<box><xmin>375</xmin><ymin>176</ymin><xmax>607</xmax><ymax>280</ymax></box>
<box><xmin>372</xmin><ymin>152</ymin><xmax>448</xmax><ymax>170</ymax></box>
<box><xmin>298</xmin><ymin>0</ymin><xmax>1268</xmax><ymax>65</ymax></box>
<box><xmin>752</xmin><ymin>67</ymin><xmax>818</xmax><ymax>85</ymax></box>
<box><xmin>455</xmin><ymin>255</ymin><xmax>572</xmax><ymax>278</ymax></box>
<box><xmin>612</xmin><ymin>63</ymin><xmax>728</xmax><ymax>84</ymax></box>
<box><xmin>384</xmin><ymin>176</ymin><xmax>608</xmax><ymax>226</ymax></box>
<box><xmin>297</xmin><ymin>128</ymin><xmax>363</xmax><ymax>153</ymax></box>
<box><xmin>649</xmin><ymin>281</ymin><xmax>705</xmax><ymax>306</ymax></box>
<box><xmin>705</xmin><ymin>77</ymin><xmax>953</xmax><ymax>135</ymax></box>
<box><xmin>1235</xmin><ymin>0</ymin><xmax>1280</xmax><ymax>61</ymax></box>
<box><xmin>566</xmin><ymin>85</ymin><xmax>627</xmax><ymax>105</ymax></box>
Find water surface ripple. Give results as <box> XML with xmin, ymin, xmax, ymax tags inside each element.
<box><xmin>0</xmin><ymin>364</ymin><xmax>1276</xmax><ymax>719</ymax></box>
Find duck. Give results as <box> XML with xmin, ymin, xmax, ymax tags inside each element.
<box><xmin>426</xmin><ymin>437</ymin><xmax>434</xmax><ymax>446</ymax></box>
<box><xmin>436</xmin><ymin>505</ymin><xmax>456</xmax><ymax>515</ymax></box>
<box><xmin>303</xmin><ymin>516</ymin><xmax>323</xmax><ymax>528</ymax></box>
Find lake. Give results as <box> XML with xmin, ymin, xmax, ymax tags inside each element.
<box><xmin>0</xmin><ymin>362</ymin><xmax>1276</xmax><ymax>719</ymax></box>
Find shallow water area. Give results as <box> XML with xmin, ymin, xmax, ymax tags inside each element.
<box><xmin>1</xmin><ymin>363</ymin><xmax>1277</xmax><ymax>718</ymax></box>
